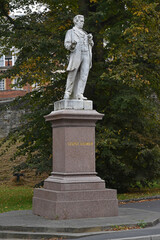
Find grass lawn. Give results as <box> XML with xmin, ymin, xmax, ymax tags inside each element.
<box><xmin>118</xmin><ymin>189</ymin><xmax>160</xmax><ymax>201</ymax></box>
<box><xmin>0</xmin><ymin>185</ymin><xmax>33</xmax><ymax>213</ymax></box>
<box><xmin>118</xmin><ymin>182</ymin><xmax>160</xmax><ymax>200</ymax></box>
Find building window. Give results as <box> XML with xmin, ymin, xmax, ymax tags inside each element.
<box><xmin>12</xmin><ymin>78</ymin><xmax>22</xmax><ymax>90</ymax></box>
<box><xmin>5</xmin><ymin>52</ymin><xmax>12</xmax><ymax>66</ymax></box>
<box><xmin>0</xmin><ymin>56</ymin><xmax>5</xmax><ymax>67</ymax></box>
<box><xmin>0</xmin><ymin>79</ymin><xmax>5</xmax><ymax>90</ymax></box>
<box><xmin>12</xmin><ymin>53</ymin><xmax>17</xmax><ymax>66</ymax></box>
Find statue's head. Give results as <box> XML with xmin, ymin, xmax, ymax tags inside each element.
<box><xmin>73</xmin><ymin>15</ymin><xmax>84</xmax><ymax>29</ymax></box>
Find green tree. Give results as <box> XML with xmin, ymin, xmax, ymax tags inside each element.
<box><xmin>92</xmin><ymin>0</ymin><xmax>160</xmax><ymax>191</ymax></box>
<box><xmin>0</xmin><ymin>0</ymin><xmax>160</xmax><ymax>192</ymax></box>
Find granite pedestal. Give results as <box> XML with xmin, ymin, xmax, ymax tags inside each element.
<box><xmin>32</xmin><ymin>100</ymin><xmax>118</xmax><ymax>219</ymax></box>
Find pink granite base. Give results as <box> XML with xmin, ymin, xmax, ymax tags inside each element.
<box><xmin>33</xmin><ymin>188</ymin><xmax>118</xmax><ymax>219</ymax></box>
<box><xmin>32</xmin><ymin>109</ymin><xmax>118</xmax><ymax>219</ymax></box>
<box><xmin>33</xmin><ymin>172</ymin><xmax>118</xmax><ymax>219</ymax></box>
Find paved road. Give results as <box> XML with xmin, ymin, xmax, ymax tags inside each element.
<box><xmin>67</xmin><ymin>199</ymin><xmax>160</xmax><ymax>240</ymax></box>
<box><xmin>120</xmin><ymin>199</ymin><xmax>160</xmax><ymax>212</ymax></box>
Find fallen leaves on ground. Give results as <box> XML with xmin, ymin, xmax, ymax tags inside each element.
<box><xmin>105</xmin><ymin>225</ymin><xmax>141</xmax><ymax>231</ymax></box>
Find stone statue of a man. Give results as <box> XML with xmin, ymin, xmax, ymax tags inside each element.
<box><xmin>64</xmin><ymin>15</ymin><xmax>94</xmax><ymax>100</ymax></box>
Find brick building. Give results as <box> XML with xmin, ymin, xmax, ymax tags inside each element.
<box><xmin>0</xmin><ymin>51</ymin><xmax>32</xmax><ymax>138</ymax></box>
<box><xmin>0</xmin><ymin>51</ymin><xmax>32</xmax><ymax>101</ymax></box>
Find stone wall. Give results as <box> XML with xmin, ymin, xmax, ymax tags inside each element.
<box><xmin>0</xmin><ymin>99</ymin><xmax>25</xmax><ymax>139</ymax></box>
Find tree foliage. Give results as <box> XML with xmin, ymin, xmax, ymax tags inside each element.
<box><xmin>0</xmin><ymin>0</ymin><xmax>160</xmax><ymax>192</ymax></box>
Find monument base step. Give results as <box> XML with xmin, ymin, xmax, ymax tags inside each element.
<box><xmin>43</xmin><ymin>174</ymin><xmax>106</xmax><ymax>191</ymax></box>
<box><xmin>33</xmin><ymin>188</ymin><xmax>118</xmax><ymax>220</ymax></box>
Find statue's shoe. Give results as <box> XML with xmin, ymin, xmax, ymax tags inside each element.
<box><xmin>64</xmin><ymin>92</ymin><xmax>70</xmax><ymax>99</ymax></box>
<box><xmin>76</xmin><ymin>94</ymin><xmax>87</xmax><ymax>100</ymax></box>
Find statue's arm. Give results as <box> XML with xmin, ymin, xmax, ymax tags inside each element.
<box><xmin>64</xmin><ymin>30</ymin><xmax>72</xmax><ymax>50</ymax></box>
<box><xmin>64</xmin><ymin>30</ymin><xmax>77</xmax><ymax>52</ymax></box>
<box><xmin>89</xmin><ymin>39</ymin><xmax>94</xmax><ymax>47</ymax></box>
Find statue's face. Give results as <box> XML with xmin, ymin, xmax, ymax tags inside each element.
<box><xmin>75</xmin><ymin>17</ymin><xmax>84</xmax><ymax>29</ymax></box>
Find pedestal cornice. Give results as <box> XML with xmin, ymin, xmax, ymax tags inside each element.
<box><xmin>45</xmin><ymin>109</ymin><xmax>104</xmax><ymax>122</ymax></box>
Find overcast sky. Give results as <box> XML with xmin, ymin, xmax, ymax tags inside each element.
<box><xmin>10</xmin><ymin>3</ymin><xmax>48</xmax><ymax>16</ymax></box>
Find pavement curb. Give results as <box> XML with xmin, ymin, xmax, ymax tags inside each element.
<box><xmin>0</xmin><ymin>218</ymin><xmax>159</xmax><ymax>234</ymax></box>
<box><xmin>113</xmin><ymin>234</ymin><xmax>160</xmax><ymax>240</ymax></box>
<box><xmin>0</xmin><ymin>204</ymin><xmax>160</xmax><ymax>239</ymax></box>
<box><xmin>0</xmin><ymin>230</ymin><xmax>99</xmax><ymax>239</ymax></box>
<box><xmin>119</xmin><ymin>195</ymin><xmax>160</xmax><ymax>204</ymax></box>
<box><xmin>0</xmin><ymin>218</ymin><xmax>160</xmax><ymax>239</ymax></box>
<box><xmin>2</xmin><ymin>231</ymin><xmax>160</xmax><ymax>240</ymax></box>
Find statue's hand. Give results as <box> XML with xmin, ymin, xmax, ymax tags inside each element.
<box><xmin>70</xmin><ymin>41</ymin><xmax>77</xmax><ymax>51</ymax></box>
<box><xmin>88</xmin><ymin>34</ymin><xmax>94</xmax><ymax>47</ymax></box>
<box><xmin>88</xmin><ymin>34</ymin><xmax>93</xmax><ymax>40</ymax></box>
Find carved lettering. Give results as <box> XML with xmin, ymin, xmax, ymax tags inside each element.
<box><xmin>67</xmin><ymin>142</ymin><xmax>93</xmax><ymax>146</ymax></box>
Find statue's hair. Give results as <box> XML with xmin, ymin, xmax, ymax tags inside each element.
<box><xmin>73</xmin><ymin>15</ymin><xmax>84</xmax><ymax>24</ymax></box>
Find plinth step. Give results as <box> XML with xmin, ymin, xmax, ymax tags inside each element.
<box><xmin>33</xmin><ymin>195</ymin><xmax>118</xmax><ymax>220</ymax></box>
<box><xmin>54</xmin><ymin>99</ymin><xmax>93</xmax><ymax>111</ymax></box>
<box><xmin>34</xmin><ymin>188</ymin><xmax>117</xmax><ymax>201</ymax></box>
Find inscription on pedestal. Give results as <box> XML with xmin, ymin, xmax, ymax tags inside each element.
<box><xmin>67</xmin><ymin>142</ymin><xmax>93</xmax><ymax>146</ymax></box>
